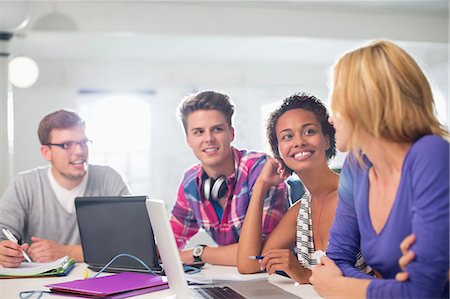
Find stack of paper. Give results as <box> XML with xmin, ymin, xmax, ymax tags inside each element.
<box><xmin>0</xmin><ymin>256</ymin><xmax>75</xmax><ymax>278</ymax></box>
<box><xmin>186</xmin><ymin>264</ymin><xmax>269</xmax><ymax>284</ymax></box>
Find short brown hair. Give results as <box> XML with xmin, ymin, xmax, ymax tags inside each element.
<box><xmin>38</xmin><ymin>110</ymin><xmax>85</xmax><ymax>144</ymax></box>
<box><xmin>178</xmin><ymin>91</ymin><xmax>235</xmax><ymax>133</ymax></box>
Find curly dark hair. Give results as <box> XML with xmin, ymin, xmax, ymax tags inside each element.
<box><xmin>266</xmin><ymin>92</ymin><xmax>336</xmax><ymax>173</ymax></box>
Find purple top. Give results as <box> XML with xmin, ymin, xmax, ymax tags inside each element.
<box><xmin>327</xmin><ymin>135</ymin><xmax>449</xmax><ymax>298</ymax></box>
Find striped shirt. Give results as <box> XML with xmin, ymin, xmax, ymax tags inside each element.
<box><xmin>170</xmin><ymin>147</ymin><xmax>289</xmax><ymax>248</ymax></box>
<box><xmin>296</xmin><ymin>190</ymin><xmax>372</xmax><ymax>273</ymax></box>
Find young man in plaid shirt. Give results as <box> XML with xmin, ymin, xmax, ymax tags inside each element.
<box><xmin>170</xmin><ymin>90</ymin><xmax>289</xmax><ymax>266</ymax></box>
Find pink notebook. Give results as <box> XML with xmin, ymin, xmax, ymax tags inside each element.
<box><xmin>45</xmin><ymin>272</ymin><xmax>169</xmax><ymax>298</ymax></box>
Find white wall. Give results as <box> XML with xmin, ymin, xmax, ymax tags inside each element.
<box><xmin>10</xmin><ymin>59</ymin><xmax>330</xmax><ymax>203</ymax></box>
<box><xmin>4</xmin><ymin>1</ymin><xmax>449</xmax><ymax>207</ymax></box>
<box><xmin>10</xmin><ymin>43</ymin><xmax>448</xmax><ymax>208</ymax></box>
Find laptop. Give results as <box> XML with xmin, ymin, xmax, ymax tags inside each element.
<box><xmin>145</xmin><ymin>198</ymin><xmax>301</xmax><ymax>299</ymax></box>
<box><xmin>75</xmin><ymin>196</ymin><xmax>162</xmax><ymax>274</ymax></box>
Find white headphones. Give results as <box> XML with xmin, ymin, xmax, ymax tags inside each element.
<box><xmin>201</xmin><ymin>174</ymin><xmax>228</xmax><ymax>201</ymax></box>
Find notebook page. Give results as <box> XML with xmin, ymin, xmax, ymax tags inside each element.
<box><xmin>0</xmin><ymin>256</ymin><xmax>68</xmax><ymax>276</ymax></box>
<box><xmin>186</xmin><ymin>264</ymin><xmax>268</xmax><ymax>284</ymax></box>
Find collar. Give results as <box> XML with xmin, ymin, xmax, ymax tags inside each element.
<box><xmin>196</xmin><ymin>147</ymin><xmax>240</xmax><ymax>184</ymax></box>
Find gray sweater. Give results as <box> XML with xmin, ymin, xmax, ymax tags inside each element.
<box><xmin>0</xmin><ymin>165</ymin><xmax>130</xmax><ymax>245</ymax></box>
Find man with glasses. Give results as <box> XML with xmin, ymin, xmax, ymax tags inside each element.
<box><xmin>0</xmin><ymin>110</ymin><xmax>130</xmax><ymax>267</ymax></box>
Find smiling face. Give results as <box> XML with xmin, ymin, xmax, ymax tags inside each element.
<box><xmin>185</xmin><ymin>109</ymin><xmax>235</xmax><ymax>176</ymax></box>
<box><xmin>41</xmin><ymin>125</ymin><xmax>89</xmax><ymax>189</ymax></box>
<box><xmin>276</xmin><ymin>109</ymin><xmax>330</xmax><ymax>173</ymax></box>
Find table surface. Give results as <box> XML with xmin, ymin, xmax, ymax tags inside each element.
<box><xmin>0</xmin><ymin>263</ymin><xmax>322</xmax><ymax>299</ymax></box>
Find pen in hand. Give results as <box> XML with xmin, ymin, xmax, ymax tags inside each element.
<box><xmin>248</xmin><ymin>247</ymin><xmax>302</xmax><ymax>260</ymax></box>
<box><xmin>248</xmin><ymin>255</ymin><xmax>265</xmax><ymax>260</ymax></box>
<box><xmin>1</xmin><ymin>228</ymin><xmax>33</xmax><ymax>262</ymax></box>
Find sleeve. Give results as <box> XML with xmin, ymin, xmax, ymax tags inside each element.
<box><xmin>0</xmin><ymin>175</ymin><xmax>29</xmax><ymax>243</ymax></box>
<box><xmin>261</xmin><ymin>182</ymin><xmax>289</xmax><ymax>239</ymax></box>
<box><xmin>367</xmin><ymin>137</ymin><xmax>449</xmax><ymax>299</ymax></box>
<box><xmin>169</xmin><ymin>183</ymin><xmax>200</xmax><ymax>249</ymax></box>
<box><xmin>249</xmin><ymin>155</ymin><xmax>289</xmax><ymax>239</ymax></box>
<box><xmin>327</xmin><ymin>154</ymin><xmax>374</xmax><ymax>279</ymax></box>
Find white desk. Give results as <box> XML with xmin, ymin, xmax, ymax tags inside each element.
<box><xmin>0</xmin><ymin>263</ymin><xmax>322</xmax><ymax>299</ymax></box>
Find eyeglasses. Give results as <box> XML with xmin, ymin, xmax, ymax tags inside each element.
<box><xmin>44</xmin><ymin>140</ymin><xmax>92</xmax><ymax>150</ymax></box>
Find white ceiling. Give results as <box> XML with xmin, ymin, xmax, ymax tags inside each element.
<box><xmin>9</xmin><ymin>32</ymin><xmax>448</xmax><ymax>66</ymax></box>
<box><xmin>4</xmin><ymin>0</ymin><xmax>447</xmax><ymax>66</ymax></box>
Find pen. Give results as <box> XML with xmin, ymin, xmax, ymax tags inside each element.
<box><xmin>248</xmin><ymin>248</ymin><xmax>302</xmax><ymax>260</ymax></box>
<box><xmin>2</xmin><ymin>228</ymin><xmax>33</xmax><ymax>262</ymax></box>
<box><xmin>248</xmin><ymin>255</ymin><xmax>264</xmax><ymax>260</ymax></box>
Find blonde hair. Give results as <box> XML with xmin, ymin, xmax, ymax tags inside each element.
<box><xmin>331</xmin><ymin>40</ymin><xmax>447</xmax><ymax>155</ymax></box>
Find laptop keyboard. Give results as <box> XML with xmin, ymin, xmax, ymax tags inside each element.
<box><xmin>193</xmin><ymin>286</ymin><xmax>246</xmax><ymax>299</ymax></box>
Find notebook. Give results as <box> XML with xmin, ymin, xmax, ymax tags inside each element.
<box><xmin>0</xmin><ymin>256</ymin><xmax>75</xmax><ymax>278</ymax></box>
<box><xmin>145</xmin><ymin>198</ymin><xmax>301</xmax><ymax>299</ymax></box>
<box><xmin>46</xmin><ymin>272</ymin><xmax>169</xmax><ymax>298</ymax></box>
<box><xmin>75</xmin><ymin>196</ymin><xmax>162</xmax><ymax>274</ymax></box>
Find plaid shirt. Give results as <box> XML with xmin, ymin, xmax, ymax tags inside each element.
<box><xmin>170</xmin><ymin>147</ymin><xmax>289</xmax><ymax>248</ymax></box>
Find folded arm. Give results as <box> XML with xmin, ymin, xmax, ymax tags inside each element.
<box><xmin>237</xmin><ymin>159</ymin><xmax>297</xmax><ymax>275</ymax></box>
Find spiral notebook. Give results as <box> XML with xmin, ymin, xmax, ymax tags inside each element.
<box><xmin>0</xmin><ymin>256</ymin><xmax>75</xmax><ymax>278</ymax></box>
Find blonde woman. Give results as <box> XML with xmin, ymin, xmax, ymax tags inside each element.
<box><xmin>310</xmin><ymin>40</ymin><xmax>449</xmax><ymax>298</ymax></box>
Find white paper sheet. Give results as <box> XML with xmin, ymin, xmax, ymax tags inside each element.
<box><xmin>186</xmin><ymin>264</ymin><xmax>269</xmax><ymax>284</ymax></box>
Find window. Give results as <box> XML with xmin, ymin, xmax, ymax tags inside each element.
<box><xmin>79</xmin><ymin>92</ymin><xmax>151</xmax><ymax>195</ymax></box>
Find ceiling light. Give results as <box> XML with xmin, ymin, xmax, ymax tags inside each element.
<box><xmin>33</xmin><ymin>11</ymin><xmax>77</xmax><ymax>31</ymax></box>
<box><xmin>0</xmin><ymin>1</ymin><xmax>29</xmax><ymax>32</ymax></box>
<box><xmin>8</xmin><ymin>56</ymin><xmax>39</xmax><ymax>88</ymax></box>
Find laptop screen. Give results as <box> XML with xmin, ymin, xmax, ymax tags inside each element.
<box><xmin>75</xmin><ymin>196</ymin><xmax>161</xmax><ymax>273</ymax></box>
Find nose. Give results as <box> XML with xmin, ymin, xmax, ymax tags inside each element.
<box><xmin>204</xmin><ymin>131</ymin><xmax>216</xmax><ymax>143</ymax></box>
<box><xmin>293</xmin><ymin>134</ymin><xmax>307</xmax><ymax>148</ymax></box>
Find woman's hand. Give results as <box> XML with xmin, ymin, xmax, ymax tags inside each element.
<box><xmin>257</xmin><ymin>157</ymin><xmax>290</xmax><ymax>187</ymax></box>
<box><xmin>395</xmin><ymin>234</ymin><xmax>416</xmax><ymax>281</ymax></box>
<box><xmin>310</xmin><ymin>256</ymin><xmax>343</xmax><ymax>297</ymax></box>
<box><xmin>258</xmin><ymin>248</ymin><xmax>311</xmax><ymax>283</ymax></box>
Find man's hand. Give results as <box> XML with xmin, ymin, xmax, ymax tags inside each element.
<box><xmin>28</xmin><ymin>236</ymin><xmax>68</xmax><ymax>262</ymax></box>
<box><xmin>180</xmin><ymin>248</ymin><xmax>195</xmax><ymax>264</ymax></box>
<box><xmin>0</xmin><ymin>239</ymin><xmax>30</xmax><ymax>267</ymax></box>
<box><xmin>395</xmin><ymin>234</ymin><xmax>416</xmax><ymax>282</ymax></box>
<box><xmin>180</xmin><ymin>244</ymin><xmax>237</xmax><ymax>266</ymax></box>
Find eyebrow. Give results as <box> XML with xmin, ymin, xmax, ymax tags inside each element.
<box><xmin>190</xmin><ymin>123</ymin><xmax>226</xmax><ymax>132</ymax></box>
<box><xmin>278</xmin><ymin>123</ymin><xmax>319</xmax><ymax>134</ymax></box>
<box><xmin>51</xmin><ymin>138</ymin><xmax>89</xmax><ymax>143</ymax></box>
